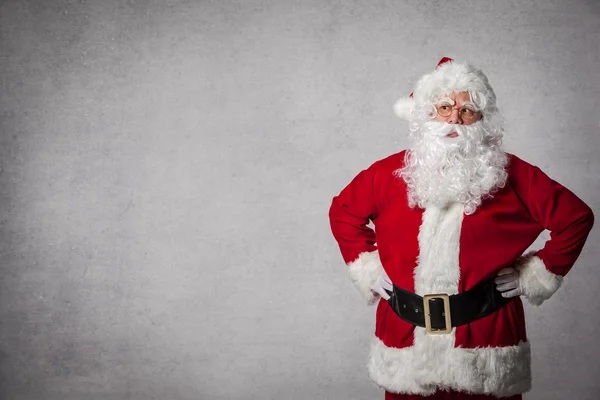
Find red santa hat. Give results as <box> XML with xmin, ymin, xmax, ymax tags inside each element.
<box><xmin>393</xmin><ymin>57</ymin><xmax>497</xmax><ymax>120</ymax></box>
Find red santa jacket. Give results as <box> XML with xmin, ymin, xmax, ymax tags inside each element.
<box><xmin>329</xmin><ymin>151</ymin><xmax>594</xmax><ymax>397</ymax></box>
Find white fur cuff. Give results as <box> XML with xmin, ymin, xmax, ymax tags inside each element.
<box><xmin>516</xmin><ymin>252</ymin><xmax>563</xmax><ymax>306</ymax></box>
<box><xmin>348</xmin><ymin>251</ymin><xmax>383</xmax><ymax>305</ymax></box>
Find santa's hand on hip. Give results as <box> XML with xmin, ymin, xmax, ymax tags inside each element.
<box><xmin>494</xmin><ymin>267</ymin><xmax>523</xmax><ymax>298</ymax></box>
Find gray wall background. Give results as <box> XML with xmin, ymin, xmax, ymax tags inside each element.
<box><xmin>1</xmin><ymin>1</ymin><xmax>599</xmax><ymax>399</ymax></box>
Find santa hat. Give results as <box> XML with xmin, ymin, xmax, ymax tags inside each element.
<box><xmin>393</xmin><ymin>57</ymin><xmax>497</xmax><ymax>120</ymax></box>
<box><xmin>393</xmin><ymin>57</ymin><xmax>453</xmax><ymax>120</ymax></box>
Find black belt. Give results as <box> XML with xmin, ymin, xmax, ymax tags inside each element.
<box><xmin>386</xmin><ymin>278</ymin><xmax>513</xmax><ymax>334</ymax></box>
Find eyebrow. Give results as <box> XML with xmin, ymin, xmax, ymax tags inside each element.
<box><xmin>437</xmin><ymin>97</ymin><xmax>455</xmax><ymax>106</ymax></box>
<box><xmin>460</xmin><ymin>101</ymin><xmax>479</xmax><ymax>110</ymax></box>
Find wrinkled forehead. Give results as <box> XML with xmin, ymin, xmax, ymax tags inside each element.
<box><xmin>436</xmin><ymin>92</ymin><xmax>473</xmax><ymax>105</ymax></box>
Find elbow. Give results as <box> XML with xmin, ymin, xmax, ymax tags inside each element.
<box><xmin>329</xmin><ymin>196</ymin><xmax>340</xmax><ymax>220</ymax></box>
<box><xmin>583</xmin><ymin>204</ymin><xmax>595</xmax><ymax>230</ymax></box>
<box><xmin>329</xmin><ymin>196</ymin><xmax>346</xmax><ymax>231</ymax></box>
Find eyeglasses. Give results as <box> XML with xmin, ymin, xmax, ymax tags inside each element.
<box><xmin>435</xmin><ymin>103</ymin><xmax>480</xmax><ymax>121</ymax></box>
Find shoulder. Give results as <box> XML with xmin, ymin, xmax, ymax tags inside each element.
<box><xmin>369</xmin><ymin>150</ymin><xmax>407</xmax><ymax>174</ymax></box>
<box><xmin>506</xmin><ymin>153</ymin><xmax>531</xmax><ymax>170</ymax></box>
<box><xmin>368</xmin><ymin>151</ymin><xmax>408</xmax><ymax>199</ymax></box>
<box><xmin>505</xmin><ymin>153</ymin><xmax>568</xmax><ymax>202</ymax></box>
<box><xmin>506</xmin><ymin>153</ymin><xmax>539</xmax><ymax>180</ymax></box>
<box><xmin>343</xmin><ymin>151</ymin><xmax>407</xmax><ymax>192</ymax></box>
<box><xmin>337</xmin><ymin>151</ymin><xmax>406</xmax><ymax>193</ymax></box>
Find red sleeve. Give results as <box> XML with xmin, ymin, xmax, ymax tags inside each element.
<box><xmin>329</xmin><ymin>163</ymin><xmax>379</xmax><ymax>264</ymax></box>
<box><xmin>510</xmin><ymin>155</ymin><xmax>594</xmax><ymax>276</ymax></box>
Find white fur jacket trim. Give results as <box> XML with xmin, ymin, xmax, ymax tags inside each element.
<box><xmin>368</xmin><ymin>337</ymin><xmax>532</xmax><ymax>397</ymax></box>
<box><xmin>347</xmin><ymin>250</ymin><xmax>383</xmax><ymax>305</ymax></box>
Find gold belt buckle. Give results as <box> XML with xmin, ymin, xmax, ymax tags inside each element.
<box><xmin>423</xmin><ymin>293</ymin><xmax>452</xmax><ymax>334</ymax></box>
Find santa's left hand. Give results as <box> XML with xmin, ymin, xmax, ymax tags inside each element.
<box><xmin>494</xmin><ymin>267</ymin><xmax>523</xmax><ymax>298</ymax></box>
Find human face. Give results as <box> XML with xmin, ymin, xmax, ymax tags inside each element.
<box><xmin>433</xmin><ymin>92</ymin><xmax>481</xmax><ymax>131</ymax></box>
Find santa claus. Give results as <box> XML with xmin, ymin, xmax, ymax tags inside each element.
<box><xmin>328</xmin><ymin>58</ymin><xmax>594</xmax><ymax>399</ymax></box>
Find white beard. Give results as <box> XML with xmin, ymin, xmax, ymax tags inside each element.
<box><xmin>396</xmin><ymin>121</ymin><xmax>508</xmax><ymax>215</ymax></box>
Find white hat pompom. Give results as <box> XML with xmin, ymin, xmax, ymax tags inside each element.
<box><xmin>393</xmin><ymin>96</ymin><xmax>415</xmax><ymax>120</ymax></box>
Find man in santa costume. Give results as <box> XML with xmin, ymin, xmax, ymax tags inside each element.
<box><xmin>328</xmin><ymin>58</ymin><xmax>594</xmax><ymax>399</ymax></box>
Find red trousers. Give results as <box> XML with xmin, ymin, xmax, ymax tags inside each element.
<box><xmin>385</xmin><ymin>390</ymin><xmax>522</xmax><ymax>400</ymax></box>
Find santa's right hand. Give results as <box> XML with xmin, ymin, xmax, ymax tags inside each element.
<box><xmin>371</xmin><ymin>269</ymin><xmax>393</xmax><ymax>300</ymax></box>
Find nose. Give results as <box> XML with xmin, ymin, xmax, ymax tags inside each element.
<box><xmin>445</xmin><ymin>109</ymin><xmax>463</xmax><ymax>125</ymax></box>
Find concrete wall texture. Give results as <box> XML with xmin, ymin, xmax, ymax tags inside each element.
<box><xmin>1</xmin><ymin>1</ymin><xmax>599</xmax><ymax>399</ymax></box>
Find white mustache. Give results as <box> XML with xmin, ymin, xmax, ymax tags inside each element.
<box><xmin>420</xmin><ymin>121</ymin><xmax>469</xmax><ymax>138</ymax></box>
